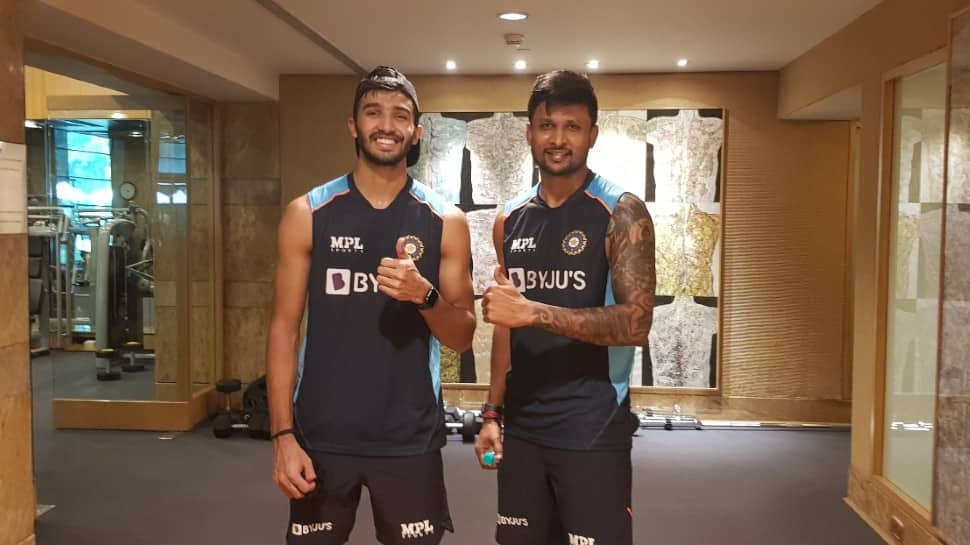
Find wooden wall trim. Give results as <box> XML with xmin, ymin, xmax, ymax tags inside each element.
<box><xmin>440</xmin><ymin>385</ymin><xmax>851</xmax><ymax>423</ymax></box>
<box><xmin>844</xmin><ymin>121</ymin><xmax>861</xmax><ymax>402</ymax></box>
<box><xmin>848</xmin><ymin>466</ymin><xmax>949</xmax><ymax>545</ymax></box>
<box><xmin>872</xmin><ymin>76</ymin><xmax>897</xmax><ymax>477</ymax></box>
<box><xmin>871</xmin><ymin>47</ymin><xmax>948</xmax><ymax>480</ymax></box>
<box><xmin>53</xmin><ymin>396</ymin><xmax>211</xmax><ymax>431</ymax></box>
<box><xmin>844</xmin><ymin>496</ymin><xmax>899</xmax><ymax>545</ymax></box>
<box><xmin>883</xmin><ymin>48</ymin><xmax>949</xmax><ymax>83</ymax></box>
<box><xmin>213</xmin><ymin>106</ymin><xmax>225</xmax><ymax>382</ymax></box>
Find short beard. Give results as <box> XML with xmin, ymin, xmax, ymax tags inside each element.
<box><xmin>358</xmin><ymin>138</ymin><xmax>410</xmax><ymax>167</ymax></box>
<box><xmin>532</xmin><ymin>148</ymin><xmax>588</xmax><ymax>178</ymax></box>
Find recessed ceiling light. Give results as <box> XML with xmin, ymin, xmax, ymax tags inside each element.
<box><xmin>445</xmin><ymin>60</ymin><xmax>457</xmax><ymax>71</ymax></box>
<box><xmin>586</xmin><ymin>59</ymin><xmax>600</xmax><ymax>70</ymax></box>
<box><xmin>514</xmin><ymin>59</ymin><xmax>527</xmax><ymax>71</ymax></box>
<box><xmin>111</xmin><ymin>112</ymin><xmax>126</xmax><ymax>119</ymax></box>
<box><xmin>498</xmin><ymin>11</ymin><xmax>528</xmax><ymax>21</ymax></box>
<box><xmin>677</xmin><ymin>58</ymin><xmax>689</xmax><ymax>68</ymax></box>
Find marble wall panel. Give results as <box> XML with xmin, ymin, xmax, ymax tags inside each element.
<box><xmin>410</xmin><ymin>109</ymin><xmax>723</xmax><ymax>386</ymax></box>
<box><xmin>410</xmin><ymin>113</ymin><xmax>466</xmax><ymax>204</ymax></box>
<box><xmin>466</xmin><ymin>113</ymin><xmax>532</xmax><ymax>204</ymax></box>
<box><xmin>467</xmin><ymin>208</ymin><xmax>499</xmax><ymax>294</ymax></box>
<box><xmin>937</xmin><ymin>18</ymin><xmax>970</xmax><ymax>541</ymax></box>
<box><xmin>224</xmin><ymin>306</ymin><xmax>271</xmax><ymax>382</ymax></box>
<box><xmin>648</xmin><ymin>297</ymin><xmax>717</xmax><ymax>388</ymax></box>
<box><xmin>224</xmin><ymin>205</ymin><xmax>280</xmax><ymax>284</ymax></box>
<box><xmin>587</xmin><ymin>110</ymin><xmax>647</xmax><ymax>197</ymax></box>
<box><xmin>223</xmin><ymin>103</ymin><xmax>279</xmax><ymax>180</ymax></box>
<box><xmin>646</xmin><ymin>110</ymin><xmax>723</xmax><ymax>203</ymax></box>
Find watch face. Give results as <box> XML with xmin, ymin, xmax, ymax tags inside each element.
<box><xmin>419</xmin><ymin>286</ymin><xmax>439</xmax><ymax>309</ymax></box>
<box><xmin>119</xmin><ymin>181</ymin><xmax>137</xmax><ymax>201</ymax></box>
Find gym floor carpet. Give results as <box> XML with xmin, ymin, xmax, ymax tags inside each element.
<box><xmin>31</xmin><ymin>360</ymin><xmax>883</xmax><ymax>545</ymax></box>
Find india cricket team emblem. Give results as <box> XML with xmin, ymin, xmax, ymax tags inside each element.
<box><xmin>561</xmin><ymin>230</ymin><xmax>588</xmax><ymax>256</ymax></box>
<box><xmin>401</xmin><ymin>234</ymin><xmax>425</xmax><ymax>261</ymax></box>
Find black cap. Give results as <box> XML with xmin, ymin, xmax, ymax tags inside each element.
<box><xmin>352</xmin><ymin>66</ymin><xmax>422</xmax><ymax>167</ymax></box>
<box><xmin>353</xmin><ymin>66</ymin><xmax>420</xmax><ymax>119</ymax></box>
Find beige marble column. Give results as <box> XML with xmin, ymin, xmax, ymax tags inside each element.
<box><xmin>222</xmin><ymin>103</ymin><xmax>280</xmax><ymax>383</ymax></box>
<box><xmin>189</xmin><ymin>101</ymin><xmax>214</xmax><ymax>387</ymax></box>
<box><xmin>0</xmin><ymin>0</ymin><xmax>36</xmax><ymax>543</ymax></box>
<box><xmin>936</xmin><ymin>10</ymin><xmax>970</xmax><ymax>544</ymax></box>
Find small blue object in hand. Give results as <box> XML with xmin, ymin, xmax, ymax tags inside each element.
<box><xmin>482</xmin><ymin>451</ymin><xmax>496</xmax><ymax>466</ymax></box>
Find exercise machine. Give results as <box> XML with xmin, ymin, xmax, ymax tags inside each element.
<box><xmin>89</xmin><ymin>196</ymin><xmax>154</xmax><ymax>381</ymax></box>
<box><xmin>637</xmin><ymin>405</ymin><xmax>703</xmax><ymax>431</ymax></box>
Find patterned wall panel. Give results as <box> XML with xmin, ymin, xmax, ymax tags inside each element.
<box><xmin>410</xmin><ymin>109</ymin><xmax>725</xmax><ymax>388</ymax></box>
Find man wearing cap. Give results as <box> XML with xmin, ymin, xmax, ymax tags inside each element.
<box><xmin>266</xmin><ymin>66</ymin><xmax>476</xmax><ymax>545</ymax></box>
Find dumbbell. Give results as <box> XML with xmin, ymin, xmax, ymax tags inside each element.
<box><xmin>213</xmin><ymin>379</ymin><xmax>242</xmax><ymax>438</ymax></box>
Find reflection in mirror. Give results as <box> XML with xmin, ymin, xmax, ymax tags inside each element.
<box><xmin>28</xmin><ymin>116</ymin><xmax>159</xmax><ymax>400</ymax></box>
<box><xmin>24</xmin><ymin>63</ymin><xmax>195</xmax><ymax>403</ymax></box>
<box><xmin>883</xmin><ymin>63</ymin><xmax>946</xmax><ymax>510</ymax></box>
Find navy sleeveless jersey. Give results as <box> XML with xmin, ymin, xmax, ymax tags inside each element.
<box><xmin>502</xmin><ymin>173</ymin><xmax>638</xmax><ymax>451</ymax></box>
<box><xmin>295</xmin><ymin>173</ymin><xmax>450</xmax><ymax>456</ymax></box>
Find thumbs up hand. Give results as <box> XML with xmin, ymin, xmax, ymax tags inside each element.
<box><xmin>482</xmin><ymin>266</ymin><xmax>533</xmax><ymax>328</ymax></box>
<box><xmin>493</xmin><ymin>266</ymin><xmax>513</xmax><ymax>286</ymax></box>
<box><xmin>377</xmin><ymin>237</ymin><xmax>432</xmax><ymax>304</ymax></box>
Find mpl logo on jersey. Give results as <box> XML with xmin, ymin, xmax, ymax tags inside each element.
<box><xmin>509</xmin><ymin>237</ymin><xmax>537</xmax><ymax>252</ymax></box>
<box><xmin>568</xmin><ymin>533</ymin><xmax>596</xmax><ymax>545</ymax></box>
<box><xmin>330</xmin><ymin>235</ymin><xmax>364</xmax><ymax>253</ymax></box>
<box><xmin>325</xmin><ymin>268</ymin><xmax>380</xmax><ymax>295</ymax></box>
<box><xmin>506</xmin><ymin>267</ymin><xmax>587</xmax><ymax>292</ymax></box>
<box><xmin>400</xmin><ymin>520</ymin><xmax>434</xmax><ymax>539</ymax></box>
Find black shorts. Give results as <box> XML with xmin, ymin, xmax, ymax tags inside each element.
<box><xmin>287</xmin><ymin>450</ymin><xmax>453</xmax><ymax>545</ymax></box>
<box><xmin>496</xmin><ymin>435</ymin><xmax>632</xmax><ymax>545</ymax></box>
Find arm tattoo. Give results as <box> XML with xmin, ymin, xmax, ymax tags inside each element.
<box><xmin>531</xmin><ymin>194</ymin><xmax>656</xmax><ymax>346</ymax></box>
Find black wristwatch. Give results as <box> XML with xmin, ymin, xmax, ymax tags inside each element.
<box><xmin>417</xmin><ymin>285</ymin><xmax>439</xmax><ymax>310</ymax></box>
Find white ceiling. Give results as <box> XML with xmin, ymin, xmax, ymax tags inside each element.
<box><xmin>24</xmin><ymin>0</ymin><xmax>884</xmax><ymax>100</ymax></box>
<box><xmin>273</xmin><ymin>0</ymin><xmax>883</xmax><ymax>74</ymax></box>
<box><xmin>137</xmin><ymin>0</ymin><xmax>351</xmax><ymax>75</ymax></box>
<box><xmin>25</xmin><ymin>0</ymin><xmax>282</xmax><ymax>100</ymax></box>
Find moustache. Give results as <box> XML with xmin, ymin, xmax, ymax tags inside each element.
<box><xmin>370</xmin><ymin>132</ymin><xmax>404</xmax><ymax>143</ymax></box>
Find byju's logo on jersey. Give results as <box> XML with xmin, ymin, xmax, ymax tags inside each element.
<box><xmin>330</xmin><ymin>236</ymin><xmax>364</xmax><ymax>253</ymax></box>
<box><xmin>291</xmin><ymin>522</ymin><xmax>333</xmax><ymax>535</ymax></box>
<box><xmin>506</xmin><ymin>267</ymin><xmax>586</xmax><ymax>292</ymax></box>
<box><xmin>510</xmin><ymin>237</ymin><xmax>537</xmax><ymax>253</ymax></box>
<box><xmin>325</xmin><ymin>268</ymin><xmax>380</xmax><ymax>295</ymax></box>
<box><xmin>562</xmin><ymin>230</ymin><xmax>588</xmax><ymax>256</ymax></box>
<box><xmin>496</xmin><ymin>515</ymin><xmax>529</xmax><ymax>527</ymax></box>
